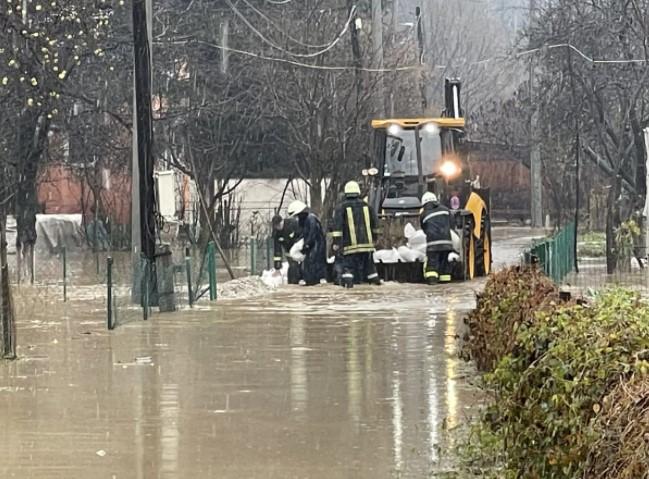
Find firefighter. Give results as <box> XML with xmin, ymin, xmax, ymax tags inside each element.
<box><xmin>420</xmin><ymin>192</ymin><xmax>453</xmax><ymax>285</ymax></box>
<box><xmin>271</xmin><ymin>214</ymin><xmax>302</xmax><ymax>284</ymax></box>
<box><xmin>332</xmin><ymin>181</ymin><xmax>381</xmax><ymax>288</ymax></box>
<box><xmin>287</xmin><ymin>200</ymin><xmax>327</xmax><ymax>286</ymax></box>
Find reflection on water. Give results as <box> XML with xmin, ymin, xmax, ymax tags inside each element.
<box><xmin>347</xmin><ymin>320</ymin><xmax>362</xmax><ymax>426</ymax></box>
<box><xmin>290</xmin><ymin>317</ymin><xmax>308</xmax><ymax>415</ymax></box>
<box><xmin>160</xmin><ymin>384</ymin><xmax>180</xmax><ymax>477</ymax></box>
<box><xmin>392</xmin><ymin>369</ymin><xmax>403</xmax><ymax>473</ymax></box>
<box><xmin>0</xmin><ymin>283</ymin><xmax>480</xmax><ymax>478</ymax></box>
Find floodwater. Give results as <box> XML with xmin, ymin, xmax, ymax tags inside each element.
<box><xmin>0</xmin><ymin>229</ymin><xmax>537</xmax><ymax>478</ymax></box>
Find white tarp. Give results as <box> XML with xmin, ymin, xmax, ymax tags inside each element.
<box><xmin>35</xmin><ymin>214</ymin><xmax>85</xmax><ymax>254</ymax></box>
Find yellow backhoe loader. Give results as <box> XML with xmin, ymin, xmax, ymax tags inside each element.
<box><xmin>365</xmin><ymin>79</ymin><xmax>492</xmax><ymax>282</ymax></box>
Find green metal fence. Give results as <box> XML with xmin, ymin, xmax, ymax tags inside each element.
<box><xmin>530</xmin><ymin>222</ymin><xmax>576</xmax><ymax>283</ymax></box>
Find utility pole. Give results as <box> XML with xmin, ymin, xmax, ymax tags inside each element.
<box><xmin>415</xmin><ymin>6</ymin><xmax>428</xmax><ymax>114</ymax></box>
<box><xmin>221</xmin><ymin>20</ymin><xmax>229</xmax><ymax>74</ymax></box>
<box><xmin>644</xmin><ymin>128</ymin><xmax>649</xmax><ymax>276</ymax></box>
<box><xmin>347</xmin><ymin>0</ymin><xmax>362</xmax><ymax>99</ymax></box>
<box><xmin>132</xmin><ymin>0</ymin><xmax>156</xmax><ymax>305</ymax></box>
<box><xmin>529</xmin><ymin>0</ymin><xmax>543</xmax><ymax>228</ymax></box>
<box><xmin>371</xmin><ymin>0</ymin><xmax>385</xmax><ymax>117</ymax></box>
<box><xmin>389</xmin><ymin>0</ymin><xmax>399</xmax><ymax>117</ymax></box>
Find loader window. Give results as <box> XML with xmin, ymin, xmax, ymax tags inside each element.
<box><xmin>384</xmin><ymin>129</ymin><xmax>442</xmax><ymax>177</ymax></box>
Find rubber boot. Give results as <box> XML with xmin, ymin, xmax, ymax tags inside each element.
<box><xmin>341</xmin><ymin>273</ymin><xmax>354</xmax><ymax>289</ymax></box>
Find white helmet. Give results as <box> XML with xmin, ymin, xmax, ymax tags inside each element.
<box><xmin>287</xmin><ymin>200</ymin><xmax>308</xmax><ymax>217</ymax></box>
<box><xmin>421</xmin><ymin>192</ymin><xmax>438</xmax><ymax>206</ymax></box>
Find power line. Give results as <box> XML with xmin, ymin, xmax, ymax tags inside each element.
<box><xmin>158</xmin><ymin>38</ymin><xmax>648</xmax><ymax>75</ymax></box>
<box><xmin>191</xmin><ymin>39</ymin><xmax>421</xmax><ymax>72</ymax></box>
<box><xmin>225</xmin><ymin>0</ymin><xmax>356</xmax><ymax>59</ymax></box>
<box><xmin>240</xmin><ymin>0</ymin><xmax>336</xmax><ymax>49</ymax></box>
<box><xmin>518</xmin><ymin>43</ymin><xmax>649</xmax><ymax>64</ymax></box>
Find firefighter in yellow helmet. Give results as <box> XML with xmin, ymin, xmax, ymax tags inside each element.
<box><xmin>332</xmin><ymin>181</ymin><xmax>381</xmax><ymax>288</ymax></box>
<box><xmin>420</xmin><ymin>192</ymin><xmax>453</xmax><ymax>285</ymax></box>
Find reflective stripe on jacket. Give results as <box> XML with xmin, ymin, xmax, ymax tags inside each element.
<box><xmin>420</xmin><ymin>203</ymin><xmax>453</xmax><ymax>252</ymax></box>
<box><xmin>332</xmin><ymin>197</ymin><xmax>380</xmax><ymax>256</ymax></box>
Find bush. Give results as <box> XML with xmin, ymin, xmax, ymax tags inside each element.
<box><xmin>475</xmin><ymin>290</ymin><xmax>649</xmax><ymax>478</ymax></box>
<box><xmin>463</xmin><ymin>266</ymin><xmax>560</xmax><ymax>372</ymax></box>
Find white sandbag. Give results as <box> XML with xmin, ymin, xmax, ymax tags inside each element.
<box><xmin>261</xmin><ymin>269</ymin><xmax>284</xmax><ymax>287</ymax></box>
<box><xmin>404</xmin><ymin>222</ymin><xmax>417</xmax><ymax>239</ymax></box>
<box><xmin>397</xmin><ymin>245</ymin><xmax>425</xmax><ymax>263</ymax></box>
<box><xmin>451</xmin><ymin>230</ymin><xmax>461</xmax><ymax>253</ymax></box>
<box><xmin>448</xmin><ymin>252</ymin><xmax>461</xmax><ymax>263</ymax></box>
<box><xmin>374</xmin><ymin>248</ymin><xmax>401</xmax><ymax>263</ymax></box>
<box><xmin>407</xmin><ymin>230</ymin><xmax>427</xmax><ymax>253</ymax></box>
<box><xmin>261</xmin><ymin>262</ymin><xmax>290</xmax><ymax>287</ymax></box>
<box><xmin>289</xmin><ymin>239</ymin><xmax>306</xmax><ymax>263</ymax></box>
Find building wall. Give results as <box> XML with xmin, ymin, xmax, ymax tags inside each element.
<box><xmin>38</xmin><ymin>164</ymin><xmax>131</xmax><ymax>225</ymax></box>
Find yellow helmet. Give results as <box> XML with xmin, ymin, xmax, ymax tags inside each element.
<box><xmin>287</xmin><ymin>200</ymin><xmax>308</xmax><ymax>217</ymax></box>
<box><xmin>344</xmin><ymin>181</ymin><xmax>361</xmax><ymax>197</ymax></box>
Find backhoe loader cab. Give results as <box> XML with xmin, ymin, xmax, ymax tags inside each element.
<box><xmin>366</xmin><ymin>79</ymin><xmax>492</xmax><ymax>281</ymax></box>
<box><xmin>370</xmin><ymin>117</ymin><xmax>466</xmax><ymax>212</ymax></box>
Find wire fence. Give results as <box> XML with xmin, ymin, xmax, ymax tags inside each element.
<box><xmin>564</xmin><ymin>248</ymin><xmax>649</xmax><ymax>296</ymax></box>
<box><xmin>2</xmin><ymin>233</ymin><xmax>279</xmax><ymax>332</ymax></box>
<box><xmin>523</xmin><ymin>224</ymin><xmax>649</xmax><ymax>297</ymax></box>
<box><xmin>529</xmin><ymin>222</ymin><xmax>576</xmax><ymax>284</ymax></box>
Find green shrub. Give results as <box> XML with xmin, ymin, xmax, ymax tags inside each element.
<box><xmin>463</xmin><ymin>266</ymin><xmax>560</xmax><ymax>372</ymax></box>
<box><xmin>480</xmin><ymin>290</ymin><xmax>649</xmax><ymax>478</ymax></box>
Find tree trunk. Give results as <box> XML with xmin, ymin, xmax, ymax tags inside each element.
<box><xmin>310</xmin><ymin>176</ymin><xmax>323</xmax><ymax>216</ymax></box>
<box><xmin>0</xmin><ymin>208</ymin><xmax>16</xmax><ymax>360</ymax></box>
<box><xmin>605</xmin><ymin>178</ymin><xmax>622</xmax><ymax>274</ymax></box>
<box><xmin>15</xmin><ymin>110</ymin><xmax>49</xmax><ymax>284</ymax></box>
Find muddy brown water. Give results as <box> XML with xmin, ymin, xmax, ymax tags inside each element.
<box><xmin>1</xmin><ymin>231</ymin><xmax>536</xmax><ymax>478</ymax></box>
<box><xmin>0</xmin><ymin>283</ymin><xmax>484</xmax><ymax>478</ymax></box>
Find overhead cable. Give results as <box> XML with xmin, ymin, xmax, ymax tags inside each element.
<box><xmin>190</xmin><ymin>39</ymin><xmax>421</xmax><ymax>72</ymax></box>
<box><xmin>225</xmin><ymin>0</ymin><xmax>356</xmax><ymax>58</ymax></box>
<box><xmin>240</xmin><ymin>0</ymin><xmax>342</xmax><ymax>49</ymax></box>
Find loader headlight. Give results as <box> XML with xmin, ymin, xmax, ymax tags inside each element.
<box><xmin>422</xmin><ymin>123</ymin><xmax>439</xmax><ymax>135</ymax></box>
<box><xmin>440</xmin><ymin>159</ymin><xmax>461</xmax><ymax>180</ymax></box>
<box><xmin>387</xmin><ymin>124</ymin><xmax>402</xmax><ymax>136</ymax></box>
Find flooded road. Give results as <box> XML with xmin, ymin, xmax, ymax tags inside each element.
<box><xmin>0</xmin><ymin>229</ymin><xmax>536</xmax><ymax>478</ymax></box>
<box><xmin>1</xmin><ymin>284</ymin><xmax>482</xmax><ymax>478</ymax></box>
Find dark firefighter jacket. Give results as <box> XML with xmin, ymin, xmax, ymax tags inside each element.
<box><xmin>298</xmin><ymin>212</ymin><xmax>327</xmax><ymax>284</ymax></box>
<box><xmin>420</xmin><ymin>203</ymin><xmax>453</xmax><ymax>252</ymax></box>
<box><xmin>332</xmin><ymin>197</ymin><xmax>380</xmax><ymax>255</ymax></box>
<box><xmin>272</xmin><ymin>217</ymin><xmax>301</xmax><ymax>262</ymax></box>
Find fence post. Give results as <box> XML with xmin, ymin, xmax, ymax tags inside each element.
<box><xmin>62</xmin><ymin>247</ymin><xmax>67</xmax><ymax>302</ymax></box>
<box><xmin>266</xmin><ymin>236</ymin><xmax>272</xmax><ymax>271</ymax></box>
<box><xmin>107</xmin><ymin>257</ymin><xmax>114</xmax><ymax>330</ymax></box>
<box><xmin>142</xmin><ymin>259</ymin><xmax>150</xmax><ymax>321</ymax></box>
<box><xmin>185</xmin><ymin>247</ymin><xmax>193</xmax><ymax>308</ymax></box>
<box><xmin>250</xmin><ymin>237</ymin><xmax>257</xmax><ymax>276</ymax></box>
<box><xmin>208</xmin><ymin>242</ymin><xmax>217</xmax><ymax>301</ymax></box>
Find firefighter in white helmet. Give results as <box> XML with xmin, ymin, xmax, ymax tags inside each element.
<box><xmin>420</xmin><ymin>192</ymin><xmax>453</xmax><ymax>285</ymax></box>
<box><xmin>287</xmin><ymin>200</ymin><xmax>327</xmax><ymax>285</ymax></box>
<box><xmin>331</xmin><ymin>181</ymin><xmax>381</xmax><ymax>288</ymax></box>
